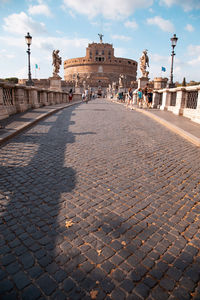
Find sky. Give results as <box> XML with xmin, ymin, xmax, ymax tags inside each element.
<box><xmin>0</xmin><ymin>0</ymin><xmax>200</xmax><ymax>83</ymax></box>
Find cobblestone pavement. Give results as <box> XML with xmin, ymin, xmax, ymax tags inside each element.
<box><xmin>0</xmin><ymin>98</ymin><xmax>200</xmax><ymax>299</ymax></box>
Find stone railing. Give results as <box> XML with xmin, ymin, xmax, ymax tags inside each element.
<box><xmin>152</xmin><ymin>85</ymin><xmax>200</xmax><ymax>124</ymax></box>
<box><xmin>0</xmin><ymin>81</ymin><xmax>81</xmax><ymax>121</ymax></box>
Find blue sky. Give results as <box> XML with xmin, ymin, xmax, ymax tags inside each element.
<box><xmin>0</xmin><ymin>0</ymin><xmax>200</xmax><ymax>83</ymax></box>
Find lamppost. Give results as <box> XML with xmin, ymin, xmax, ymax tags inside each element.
<box><xmin>25</xmin><ymin>32</ymin><xmax>34</xmax><ymax>86</ymax></box>
<box><xmin>169</xmin><ymin>33</ymin><xmax>178</xmax><ymax>88</ymax></box>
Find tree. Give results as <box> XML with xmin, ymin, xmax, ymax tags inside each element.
<box><xmin>5</xmin><ymin>77</ymin><xmax>18</xmax><ymax>84</ymax></box>
<box><xmin>182</xmin><ymin>77</ymin><xmax>186</xmax><ymax>86</ymax></box>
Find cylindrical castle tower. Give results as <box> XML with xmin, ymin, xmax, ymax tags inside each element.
<box><xmin>64</xmin><ymin>37</ymin><xmax>137</xmax><ymax>88</ymax></box>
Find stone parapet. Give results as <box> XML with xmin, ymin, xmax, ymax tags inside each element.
<box><xmin>0</xmin><ymin>82</ymin><xmax>80</xmax><ymax>121</ymax></box>
<box><xmin>152</xmin><ymin>85</ymin><xmax>200</xmax><ymax>124</ymax></box>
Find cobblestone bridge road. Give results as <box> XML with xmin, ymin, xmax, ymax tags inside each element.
<box><xmin>0</xmin><ymin>99</ymin><xmax>200</xmax><ymax>300</ymax></box>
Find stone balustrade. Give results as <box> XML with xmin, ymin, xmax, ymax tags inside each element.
<box><xmin>152</xmin><ymin>85</ymin><xmax>200</xmax><ymax>124</ymax></box>
<box><xmin>0</xmin><ymin>81</ymin><xmax>81</xmax><ymax>121</ymax></box>
<box><xmin>130</xmin><ymin>85</ymin><xmax>200</xmax><ymax>124</ymax></box>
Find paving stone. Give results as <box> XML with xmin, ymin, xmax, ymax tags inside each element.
<box><xmin>111</xmin><ymin>287</ymin><xmax>126</xmax><ymax>300</ymax></box>
<box><xmin>1</xmin><ymin>254</ymin><xmax>16</xmax><ymax>266</ymax></box>
<box><xmin>53</xmin><ymin>269</ymin><xmax>67</xmax><ymax>283</ymax></box>
<box><xmin>28</xmin><ymin>266</ymin><xmax>43</xmax><ymax>279</ymax></box>
<box><xmin>134</xmin><ymin>282</ymin><xmax>150</xmax><ymax>298</ymax></box>
<box><xmin>6</xmin><ymin>261</ymin><xmax>21</xmax><ymax>275</ymax></box>
<box><xmin>13</xmin><ymin>271</ymin><xmax>31</xmax><ymax>290</ymax></box>
<box><xmin>36</xmin><ymin>274</ymin><xmax>57</xmax><ymax>296</ymax></box>
<box><xmin>120</xmin><ymin>279</ymin><xmax>135</xmax><ymax>293</ymax></box>
<box><xmin>63</xmin><ymin>277</ymin><xmax>76</xmax><ymax>292</ymax></box>
<box><xmin>22</xmin><ymin>284</ymin><xmax>41</xmax><ymax>300</ymax></box>
<box><xmin>0</xmin><ymin>279</ymin><xmax>14</xmax><ymax>293</ymax></box>
<box><xmin>19</xmin><ymin>253</ymin><xmax>35</xmax><ymax>269</ymax></box>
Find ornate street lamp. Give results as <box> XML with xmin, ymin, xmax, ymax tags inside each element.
<box><xmin>169</xmin><ymin>34</ymin><xmax>178</xmax><ymax>88</ymax></box>
<box><xmin>25</xmin><ymin>32</ymin><xmax>34</xmax><ymax>86</ymax></box>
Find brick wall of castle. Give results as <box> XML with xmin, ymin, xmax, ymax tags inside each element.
<box><xmin>64</xmin><ymin>42</ymin><xmax>137</xmax><ymax>87</ymax></box>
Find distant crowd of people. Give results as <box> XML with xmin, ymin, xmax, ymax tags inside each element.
<box><xmin>117</xmin><ymin>84</ymin><xmax>153</xmax><ymax>109</ymax></box>
<box><xmin>137</xmin><ymin>84</ymin><xmax>153</xmax><ymax>108</ymax></box>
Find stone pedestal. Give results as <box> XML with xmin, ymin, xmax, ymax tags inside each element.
<box><xmin>75</xmin><ymin>87</ymin><xmax>81</xmax><ymax>94</ymax></box>
<box><xmin>49</xmin><ymin>76</ymin><xmax>62</xmax><ymax>92</ymax></box>
<box><xmin>138</xmin><ymin>77</ymin><xmax>149</xmax><ymax>89</ymax></box>
<box><xmin>154</xmin><ymin>77</ymin><xmax>168</xmax><ymax>90</ymax></box>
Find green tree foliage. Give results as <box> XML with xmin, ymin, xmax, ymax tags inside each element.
<box><xmin>5</xmin><ymin>77</ymin><xmax>18</xmax><ymax>84</ymax></box>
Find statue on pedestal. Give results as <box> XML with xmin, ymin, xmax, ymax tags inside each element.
<box><xmin>98</xmin><ymin>33</ymin><xmax>104</xmax><ymax>44</ymax></box>
<box><xmin>140</xmin><ymin>49</ymin><xmax>149</xmax><ymax>78</ymax></box>
<box><xmin>119</xmin><ymin>74</ymin><xmax>124</xmax><ymax>88</ymax></box>
<box><xmin>52</xmin><ymin>50</ymin><xmax>62</xmax><ymax>77</ymax></box>
<box><xmin>112</xmin><ymin>82</ymin><xmax>116</xmax><ymax>90</ymax></box>
<box><xmin>75</xmin><ymin>73</ymin><xmax>80</xmax><ymax>87</ymax></box>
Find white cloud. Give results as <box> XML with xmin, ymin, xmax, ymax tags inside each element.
<box><xmin>147</xmin><ymin>16</ymin><xmax>175</xmax><ymax>32</ymax></box>
<box><xmin>185</xmin><ymin>24</ymin><xmax>194</xmax><ymax>32</ymax></box>
<box><xmin>124</xmin><ymin>19</ymin><xmax>138</xmax><ymax>30</ymax></box>
<box><xmin>187</xmin><ymin>45</ymin><xmax>200</xmax><ymax>56</ymax></box>
<box><xmin>0</xmin><ymin>49</ymin><xmax>15</xmax><ymax>59</ymax></box>
<box><xmin>159</xmin><ymin>0</ymin><xmax>200</xmax><ymax>11</ymax></box>
<box><xmin>28</xmin><ymin>0</ymin><xmax>52</xmax><ymax>17</ymax></box>
<box><xmin>114</xmin><ymin>47</ymin><xmax>128</xmax><ymax>57</ymax></box>
<box><xmin>3</xmin><ymin>12</ymin><xmax>47</xmax><ymax>35</ymax></box>
<box><xmin>111</xmin><ymin>35</ymin><xmax>132</xmax><ymax>41</ymax></box>
<box><xmin>187</xmin><ymin>45</ymin><xmax>200</xmax><ymax>65</ymax></box>
<box><xmin>62</xmin><ymin>0</ymin><xmax>153</xmax><ymax>20</ymax></box>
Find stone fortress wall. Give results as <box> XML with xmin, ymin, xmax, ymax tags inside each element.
<box><xmin>64</xmin><ymin>42</ymin><xmax>137</xmax><ymax>88</ymax></box>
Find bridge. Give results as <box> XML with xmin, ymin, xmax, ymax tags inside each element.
<box><xmin>0</xmin><ymin>90</ymin><xmax>200</xmax><ymax>299</ymax></box>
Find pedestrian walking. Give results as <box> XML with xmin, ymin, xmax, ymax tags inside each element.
<box><xmin>69</xmin><ymin>89</ymin><xmax>73</xmax><ymax>102</ymax></box>
<box><xmin>127</xmin><ymin>87</ymin><xmax>133</xmax><ymax>108</ymax></box>
<box><xmin>137</xmin><ymin>88</ymin><xmax>143</xmax><ymax>108</ymax></box>
<box><xmin>85</xmin><ymin>88</ymin><xmax>89</xmax><ymax>103</ymax></box>
<box><xmin>147</xmin><ymin>89</ymin><xmax>153</xmax><ymax>108</ymax></box>
<box><xmin>82</xmin><ymin>92</ymin><xmax>85</xmax><ymax>102</ymax></box>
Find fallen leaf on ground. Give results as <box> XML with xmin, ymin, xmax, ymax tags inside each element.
<box><xmin>65</xmin><ymin>220</ymin><xmax>73</xmax><ymax>228</ymax></box>
<box><xmin>97</xmin><ymin>249</ymin><xmax>102</xmax><ymax>256</ymax></box>
<box><xmin>121</xmin><ymin>241</ymin><xmax>126</xmax><ymax>246</ymax></box>
<box><xmin>90</xmin><ymin>290</ymin><xmax>98</xmax><ymax>299</ymax></box>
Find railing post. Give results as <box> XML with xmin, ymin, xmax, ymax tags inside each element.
<box><xmin>48</xmin><ymin>91</ymin><xmax>54</xmax><ymax>105</ymax></box>
<box><xmin>29</xmin><ymin>88</ymin><xmax>40</xmax><ymax>108</ymax></box>
<box><xmin>15</xmin><ymin>85</ymin><xmax>28</xmax><ymax>112</ymax></box>
<box><xmin>40</xmin><ymin>90</ymin><xmax>48</xmax><ymax>106</ymax></box>
<box><xmin>193</xmin><ymin>87</ymin><xmax>200</xmax><ymax>124</ymax></box>
<box><xmin>152</xmin><ymin>91</ymin><xmax>160</xmax><ymax>108</ymax></box>
<box><xmin>0</xmin><ymin>86</ymin><xmax>9</xmax><ymax>120</ymax></box>
<box><xmin>160</xmin><ymin>89</ymin><xmax>170</xmax><ymax>110</ymax></box>
<box><xmin>173</xmin><ymin>87</ymin><xmax>186</xmax><ymax>115</ymax></box>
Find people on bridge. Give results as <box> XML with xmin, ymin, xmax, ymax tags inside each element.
<box><xmin>69</xmin><ymin>89</ymin><xmax>73</xmax><ymax>102</ymax></box>
<box><xmin>127</xmin><ymin>87</ymin><xmax>133</xmax><ymax>107</ymax></box>
<box><xmin>137</xmin><ymin>88</ymin><xmax>143</xmax><ymax>108</ymax></box>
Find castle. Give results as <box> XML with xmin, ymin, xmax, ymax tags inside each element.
<box><xmin>64</xmin><ymin>35</ymin><xmax>137</xmax><ymax>89</ymax></box>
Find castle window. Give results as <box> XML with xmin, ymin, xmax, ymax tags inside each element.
<box><xmin>102</xmin><ymin>50</ymin><xmax>104</xmax><ymax>55</ymax></box>
<box><xmin>90</xmin><ymin>51</ymin><xmax>92</xmax><ymax>58</ymax></box>
<box><xmin>96</xmin><ymin>50</ymin><xmax>98</xmax><ymax>55</ymax></box>
<box><xmin>128</xmin><ymin>61</ymin><xmax>131</xmax><ymax>64</ymax></box>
